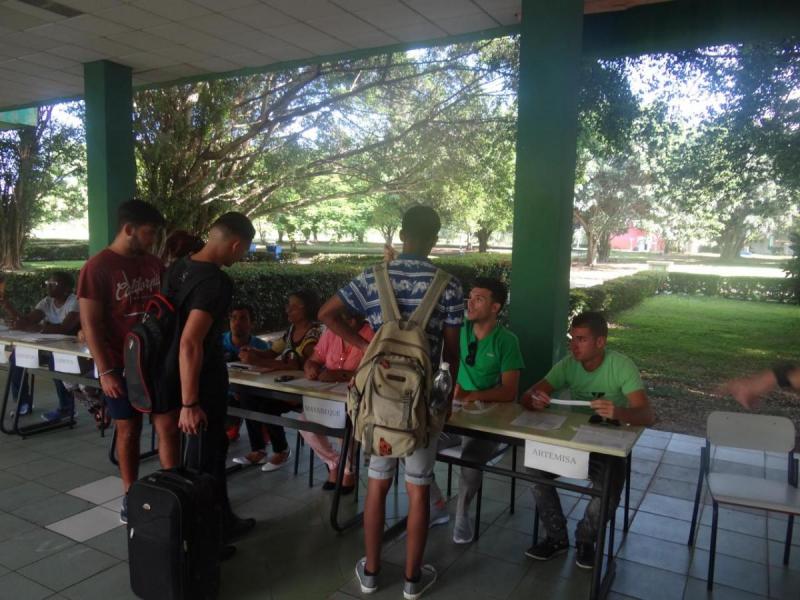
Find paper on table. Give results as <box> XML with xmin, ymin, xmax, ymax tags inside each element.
<box><xmin>227</xmin><ymin>362</ymin><xmax>254</xmax><ymax>371</ymax></box>
<box><xmin>460</xmin><ymin>401</ymin><xmax>495</xmax><ymax>415</ymax></box>
<box><xmin>549</xmin><ymin>398</ymin><xmax>592</xmax><ymax>407</ymax></box>
<box><xmin>511</xmin><ymin>411</ymin><xmax>567</xmax><ymax>431</ymax></box>
<box><xmin>572</xmin><ymin>425</ymin><xmax>638</xmax><ymax>451</ymax></box>
<box><xmin>35</xmin><ymin>333</ymin><xmax>74</xmax><ymax>341</ymax></box>
<box><xmin>280</xmin><ymin>377</ymin><xmax>338</xmax><ymax>391</ymax></box>
<box><xmin>329</xmin><ymin>382</ymin><xmax>350</xmax><ymax>396</ymax></box>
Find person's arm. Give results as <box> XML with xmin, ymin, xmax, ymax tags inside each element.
<box><xmin>458</xmin><ymin>370</ymin><xmax>520</xmax><ymax>404</ymax></box>
<box><xmin>10</xmin><ymin>308</ymin><xmax>45</xmax><ymax>331</ymax></box>
<box><xmin>520</xmin><ymin>379</ymin><xmax>555</xmax><ymax>411</ymax></box>
<box><xmin>177</xmin><ymin>309</ymin><xmax>212</xmax><ymax>435</ymax></box>
<box><xmin>282</xmin><ymin>340</ymin><xmax>316</xmax><ymax>370</ymax></box>
<box><xmin>239</xmin><ymin>346</ymin><xmax>277</xmax><ymax>365</ymax></box>
<box><xmin>591</xmin><ymin>389</ymin><xmax>655</xmax><ymax>426</ymax></box>
<box><xmin>721</xmin><ymin>366</ymin><xmax>800</xmax><ymax>409</ymax></box>
<box><xmin>41</xmin><ymin>311</ymin><xmax>80</xmax><ymax>335</ymax></box>
<box><xmin>304</xmin><ymin>358</ymin><xmax>324</xmax><ymax>380</ymax></box>
<box><xmin>79</xmin><ymin>298</ymin><xmax>125</xmax><ymax>397</ymax></box>
<box><xmin>319</xmin><ymin>296</ymin><xmax>370</xmax><ymax>352</ymax></box>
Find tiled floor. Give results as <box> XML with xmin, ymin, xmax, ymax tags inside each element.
<box><xmin>0</xmin><ymin>379</ymin><xmax>798</xmax><ymax>599</ymax></box>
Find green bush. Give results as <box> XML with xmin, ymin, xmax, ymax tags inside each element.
<box><xmin>664</xmin><ymin>272</ymin><xmax>794</xmax><ymax>303</ymax></box>
<box><xmin>23</xmin><ymin>241</ymin><xmax>89</xmax><ymax>261</ymax></box>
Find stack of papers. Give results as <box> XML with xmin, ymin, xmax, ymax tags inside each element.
<box><xmin>511</xmin><ymin>412</ymin><xmax>567</xmax><ymax>431</ymax></box>
<box><xmin>572</xmin><ymin>425</ymin><xmax>638</xmax><ymax>451</ymax></box>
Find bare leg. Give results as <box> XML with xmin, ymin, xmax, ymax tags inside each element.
<box><xmin>115</xmin><ymin>415</ymin><xmax>143</xmax><ymax>493</ymax></box>
<box><xmin>404</xmin><ymin>481</ymin><xmax>431</xmax><ymax>580</ymax></box>
<box><xmin>152</xmin><ymin>410</ymin><xmax>180</xmax><ymax>469</ymax></box>
<box><xmin>365</xmin><ymin>477</ymin><xmax>393</xmax><ymax>574</ymax></box>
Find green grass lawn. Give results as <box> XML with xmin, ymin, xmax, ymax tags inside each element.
<box><xmin>609</xmin><ymin>295</ymin><xmax>800</xmax><ymax>437</ymax></box>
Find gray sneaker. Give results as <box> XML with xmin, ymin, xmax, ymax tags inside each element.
<box><xmin>403</xmin><ymin>564</ymin><xmax>437</xmax><ymax>600</ymax></box>
<box><xmin>452</xmin><ymin>514</ymin><xmax>474</xmax><ymax>544</ymax></box>
<box><xmin>355</xmin><ymin>557</ymin><xmax>378</xmax><ymax>594</ymax></box>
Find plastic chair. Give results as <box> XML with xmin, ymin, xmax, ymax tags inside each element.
<box><xmin>687</xmin><ymin>411</ymin><xmax>799</xmax><ymax>591</ymax></box>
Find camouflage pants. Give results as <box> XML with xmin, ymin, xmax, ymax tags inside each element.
<box><xmin>528</xmin><ymin>454</ymin><xmax>626</xmax><ymax>545</ymax></box>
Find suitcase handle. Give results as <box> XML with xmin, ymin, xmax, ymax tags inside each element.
<box><xmin>180</xmin><ymin>430</ymin><xmax>204</xmax><ymax>469</ymax></box>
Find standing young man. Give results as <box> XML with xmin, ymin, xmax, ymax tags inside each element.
<box><xmin>78</xmin><ymin>200</ymin><xmax>177</xmax><ymax>523</ymax></box>
<box><xmin>520</xmin><ymin>311</ymin><xmax>654</xmax><ymax>568</ymax></box>
<box><xmin>319</xmin><ymin>205</ymin><xmax>463</xmax><ymax>600</ymax></box>
<box><xmin>449</xmin><ymin>277</ymin><xmax>524</xmax><ymax>544</ymax></box>
<box><xmin>168</xmin><ymin>212</ymin><xmax>257</xmax><ymax>553</ymax></box>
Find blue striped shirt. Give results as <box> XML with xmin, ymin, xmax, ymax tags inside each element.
<box><xmin>337</xmin><ymin>256</ymin><xmax>464</xmax><ymax>363</ymax></box>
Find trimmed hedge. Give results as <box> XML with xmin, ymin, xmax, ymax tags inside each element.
<box><xmin>23</xmin><ymin>241</ymin><xmax>89</xmax><ymax>261</ymax></box>
<box><xmin>2</xmin><ymin>257</ymin><xmax>793</xmax><ymax>333</ymax></box>
<box><xmin>569</xmin><ymin>271</ymin><xmax>667</xmax><ymax>318</ymax></box>
<box><xmin>663</xmin><ymin>272</ymin><xmax>794</xmax><ymax>303</ymax></box>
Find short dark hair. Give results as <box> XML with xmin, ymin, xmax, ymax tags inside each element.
<box><xmin>472</xmin><ymin>277</ymin><xmax>508</xmax><ymax>309</ymax></box>
<box><xmin>50</xmin><ymin>271</ymin><xmax>75</xmax><ymax>290</ymax></box>
<box><xmin>118</xmin><ymin>199</ymin><xmax>165</xmax><ymax>229</ymax></box>
<box><xmin>230</xmin><ymin>303</ymin><xmax>254</xmax><ymax>320</ymax></box>
<box><xmin>571</xmin><ymin>311</ymin><xmax>608</xmax><ymax>338</ymax></box>
<box><xmin>212</xmin><ymin>212</ymin><xmax>255</xmax><ymax>242</ymax></box>
<box><xmin>289</xmin><ymin>289</ymin><xmax>321</xmax><ymax>322</ymax></box>
<box><xmin>401</xmin><ymin>205</ymin><xmax>441</xmax><ymax>243</ymax></box>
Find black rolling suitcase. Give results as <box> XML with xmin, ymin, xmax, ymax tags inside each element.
<box><xmin>127</xmin><ymin>436</ymin><xmax>222</xmax><ymax>600</ymax></box>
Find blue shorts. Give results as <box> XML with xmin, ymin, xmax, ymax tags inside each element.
<box><xmin>103</xmin><ymin>376</ymin><xmax>138</xmax><ymax>420</ymax></box>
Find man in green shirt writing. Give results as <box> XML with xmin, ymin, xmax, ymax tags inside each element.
<box><xmin>520</xmin><ymin>311</ymin><xmax>654</xmax><ymax>569</ymax></box>
<box><xmin>449</xmin><ymin>277</ymin><xmax>525</xmax><ymax>544</ymax></box>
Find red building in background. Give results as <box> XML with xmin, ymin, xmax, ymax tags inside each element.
<box><xmin>610</xmin><ymin>227</ymin><xmax>665</xmax><ymax>252</ymax></box>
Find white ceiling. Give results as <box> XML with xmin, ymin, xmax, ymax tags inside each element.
<box><xmin>0</xmin><ymin>0</ymin><xmax>665</xmax><ymax>111</ymax></box>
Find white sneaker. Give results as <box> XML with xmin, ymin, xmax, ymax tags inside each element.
<box><xmin>232</xmin><ymin>451</ymin><xmax>267</xmax><ymax>466</ymax></box>
<box><xmin>261</xmin><ymin>449</ymin><xmax>291</xmax><ymax>472</ymax></box>
<box><xmin>403</xmin><ymin>564</ymin><xmax>437</xmax><ymax>600</ymax></box>
<box><xmin>452</xmin><ymin>514</ymin><xmax>474</xmax><ymax>544</ymax></box>
<box><xmin>429</xmin><ymin>503</ymin><xmax>450</xmax><ymax>528</ymax></box>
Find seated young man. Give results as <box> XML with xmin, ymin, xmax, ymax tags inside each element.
<box><xmin>520</xmin><ymin>311</ymin><xmax>654</xmax><ymax>569</ymax></box>
<box><xmin>1</xmin><ymin>271</ymin><xmax>81</xmax><ymax>422</ymax></box>
<box><xmin>221</xmin><ymin>304</ymin><xmax>270</xmax><ymax>443</ymax></box>
<box><xmin>302</xmin><ymin>308</ymin><xmax>374</xmax><ymax>493</ymax></box>
<box><xmin>446</xmin><ymin>277</ymin><xmax>524</xmax><ymax>544</ymax></box>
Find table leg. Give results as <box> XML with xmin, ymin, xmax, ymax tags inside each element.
<box><xmin>330</xmin><ymin>419</ymin><xmax>364</xmax><ymax>532</ymax></box>
<box><xmin>590</xmin><ymin>456</ymin><xmax>615</xmax><ymax>600</ymax></box>
<box><xmin>0</xmin><ymin>366</ymin><xmax>14</xmax><ymax>435</ymax></box>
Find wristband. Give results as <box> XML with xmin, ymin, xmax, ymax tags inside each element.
<box><xmin>773</xmin><ymin>364</ymin><xmax>796</xmax><ymax>389</ymax></box>
<box><xmin>98</xmin><ymin>369</ymin><xmax>116</xmax><ymax>378</ymax></box>
<box><xmin>182</xmin><ymin>401</ymin><xmax>200</xmax><ymax>408</ymax></box>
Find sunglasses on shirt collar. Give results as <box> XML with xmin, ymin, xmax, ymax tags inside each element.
<box><xmin>465</xmin><ymin>340</ymin><xmax>478</xmax><ymax>367</ymax></box>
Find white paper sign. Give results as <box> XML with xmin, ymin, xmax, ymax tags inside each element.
<box><xmin>13</xmin><ymin>345</ymin><xmax>39</xmax><ymax>368</ymax></box>
<box><xmin>524</xmin><ymin>440</ymin><xmax>589</xmax><ymax>479</ymax></box>
<box><xmin>302</xmin><ymin>395</ymin><xmax>346</xmax><ymax>429</ymax></box>
<box><xmin>0</xmin><ymin>344</ymin><xmax>8</xmax><ymax>365</ymax></box>
<box><xmin>53</xmin><ymin>352</ymin><xmax>81</xmax><ymax>374</ymax></box>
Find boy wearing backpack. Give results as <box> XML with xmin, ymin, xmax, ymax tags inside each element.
<box><xmin>319</xmin><ymin>205</ymin><xmax>463</xmax><ymax>600</ymax></box>
<box><xmin>78</xmin><ymin>200</ymin><xmax>175</xmax><ymax>523</ymax></box>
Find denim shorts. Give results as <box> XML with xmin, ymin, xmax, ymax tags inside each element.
<box><xmin>368</xmin><ymin>439</ymin><xmax>438</xmax><ymax>486</ymax></box>
<box><xmin>102</xmin><ymin>376</ymin><xmax>137</xmax><ymax>420</ymax></box>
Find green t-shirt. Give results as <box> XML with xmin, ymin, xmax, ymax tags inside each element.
<box><xmin>543</xmin><ymin>349</ymin><xmax>644</xmax><ymax>413</ymax></box>
<box><xmin>457</xmin><ymin>321</ymin><xmax>525</xmax><ymax>391</ymax></box>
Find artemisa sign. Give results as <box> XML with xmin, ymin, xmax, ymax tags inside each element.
<box><xmin>524</xmin><ymin>440</ymin><xmax>590</xmax><ymax>479</ymax></box>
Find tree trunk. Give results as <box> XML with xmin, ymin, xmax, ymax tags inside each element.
<box><xmin>277</xmin><ymin>229</ymin><xmax>285</xmax><ymax>243</ymax></box>
<box><xmin>717</xmin><ymin>220</ymin><xmax>748</xmax><ymax>261</ymax></box>
<box><xmin>476</xmin><ymin>228</ymin><xmax>492</xmax><ymax>253</ymax></box>
<box><xmin>597</xmin><ymin>235</ymin><xmax>611</xmax><ymax>263</ymax></box>
<box><xmin>585</xmin><ymin>229</ymin><xmax>597</xmax><ymax>266</ymax></box>
<box><xmin>380</xmin><ymin>226</ymin><xmax>396</xmax><ymax>246</ymax></box>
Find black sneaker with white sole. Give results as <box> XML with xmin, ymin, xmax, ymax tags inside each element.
<box><xmin>524</xmin><ymin>537</ymin><xmax>569</xmax><ymax>560</ymax></box>
<box><xmin>575</xmin><ymin>542</ymin><xmax>596</xmax><ymax>569</ymax></box>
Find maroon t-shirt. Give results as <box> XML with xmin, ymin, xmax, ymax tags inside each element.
<box><xmin>77</xmin><ymin>248</ymin><xmax>164</xmax><ymax>368</ymax></box>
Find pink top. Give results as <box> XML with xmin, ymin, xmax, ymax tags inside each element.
<box><xmin>311</xmin><ymin>323</ymin><xmax>374</xmax><ymax>371</ymax></box>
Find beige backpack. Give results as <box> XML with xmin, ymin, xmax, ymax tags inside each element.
<box><xmin>347</xmin><ymin>263</ymin><xmax>451</xmax><ymax>458</ymax></box>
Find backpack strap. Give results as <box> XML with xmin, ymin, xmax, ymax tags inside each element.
<box><xmin>373</xmin><ymin>263</ymin><xmax>402</xmax><ymax>324</ymax></box>
<box><xmin>408</xmin><ymin>269</ymin><xmax>451</xmax><ymax>330</ymax></box>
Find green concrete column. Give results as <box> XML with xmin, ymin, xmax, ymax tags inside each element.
<box><xmin>83</xmin><ymin>60</ymin><xmax>136</xmax><ymax>254</ymax></box>
<box><xmin>509</xmin><ymin>0</ymin><xmax>584</xmax><ymax>387</ymax></box>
